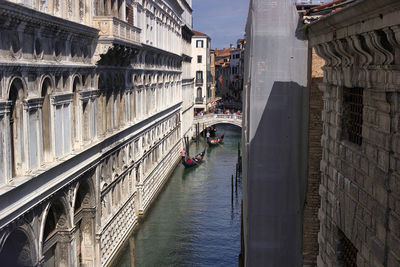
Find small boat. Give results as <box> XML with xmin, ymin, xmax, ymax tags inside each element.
<box><xmin>182</xmin><ymin>150</ymin><xmax>206</xmax><ymax>168</ymax></box>
<box><xmin>207</xmin><ymin>135</ymin><xmax>224</xmax><ymax>146</ymax></box>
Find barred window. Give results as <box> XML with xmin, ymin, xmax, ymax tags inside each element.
<box><xmin>342</xmin><ymin>87</ymin><xmax>363</xmax><ymax>145</ymax></box>
<box><xmin>337</xmin><ymin>230</ymin><xmax>358</xmax><ymax>267</ymax></box>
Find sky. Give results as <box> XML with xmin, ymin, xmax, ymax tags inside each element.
<box><xmin>192</xmin><ymin>0</ymin><xmax>331</xmax><ymax>50</ymax></box>
<box><xmin>192</xmin><ymin>0</ymin><xmax>250</xmax><ymax>49</ymax></box>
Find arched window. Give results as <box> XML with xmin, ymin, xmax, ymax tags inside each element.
<box><xmin>98</xmin><ymin>74</ymin><xmax>105</xmax><ymax>135</ymax></box>
<box><xmin>74</xmin><ymin>180</ymin><xmax>92</xmax><ymax>213</ymax></box>
<box><xmin>41</xmin><ymin>78</ymin><xmax>52</xmax><ymax>163</ymax></box>
<box><xmin>73</xmin><ymin>178</ymin><xmax>95</xmax><ymax>266</ymax></box>
<box><xmin>72</xmin><ymin>77</ymin><xmax>81</xmax><ymax>149</ymax></box>
<box><xmin>113</xmin><ymin>84</ymin><xmax>119</xmax><ymax>129</ymax></box>
<box><xmin>0</xmin><ymin>229</ymin><xmax>36</xmax><ymax>266</ymax></box>
<box><xmin>42</xmin><ymin>199</ymin><xmax>70</xmax><ymax>266</ymax></box>
<box><xmin>9</xmin><ymin>78</ymin><xmax>25</xmax><ymax>178</ymax></box>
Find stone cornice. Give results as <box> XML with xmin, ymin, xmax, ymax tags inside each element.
<box><xmin>0</xmin><ymin>1</ymin><xmax>99</xmax><ymax>39</ymax></box>
<box><xmin>24</xmin><ymin>97</ymin><xmax>43</xmax><ymax>110</ymax></box>
<box><xmin>0</xmin><ymin>101</ymin><xmax>12</xmax><ymax>116</ymax></box>
<box><xmin>141</xmin><ymin>44</ymin><xmax>182</xmax><ymax>59</ymax></box>
<box><xmin>0</xmin><ymin>62</ymin><xmax>96</xmax><ymax>72</ymax></box>
<box><xmin>52</xmin><ymin>93</ymin><xmax>74</xmax><ymax>105</ymax></box>
<box><xmin>79</xmin><ymin>90</ymin><xmax>100</xmax><ymax>102</ymax></box>
<box><xmin>308</xmin><ymin>0</ymin><xmax>400</xmax><ymax>46</ymax></box>
<box><xmin>181</xmin><ymin>0</ymin><xmax>193</xmax><ymax>13</ymax></box>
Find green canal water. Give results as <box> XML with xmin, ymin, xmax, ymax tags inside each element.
<box><xmin>113</xmin><ymin>124</ymin><xmax>242</xmax><ymax>267</ymax></box>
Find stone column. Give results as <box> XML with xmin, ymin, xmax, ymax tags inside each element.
<box><xmin>54</xmin><ymin>233</ymin><xmax>71</xmax><ymax>267</ymax></box>
<box><xmin>79</xmin><ymin>211</ymin><xmax>96</xmax><ymax>266</ymax></box>
<box><xmin>112</xmin><ymin>0</ymin><xmax>118</xmax><ymax>18</ymax></box>
<box><xmin>119</xmin><ymin>0</ymin><xmax>126</xmax><ymax>21</ymax></box>
<box><xmin>106</xmin><ymin>0</ymin><xmax>112</xmax><ymax>16</ymax></box>
<box><xmin>0</xmin><ymin>102</ymin><xmax>11</xmax><ymax>184</ymax></box>
<box><xmin>47</xmin><ymin>0</ymin><xmax>54</xmax><ymax>15</ymax></box>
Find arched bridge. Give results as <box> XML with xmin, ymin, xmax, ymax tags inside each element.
<box><xmin>193</xmin><ymin>114</ymin><xmax>242</xmax><ymax>134</ymax></box>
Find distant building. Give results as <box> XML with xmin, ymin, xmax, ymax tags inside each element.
<box><xmin>215</xmin><ymin>48</ymin><xmax>232</xmax><ymax>97</ymax></box>
<box><xmin>192</xmin><ymin>30</ymin><xmax>211</xmax><ymax>112</ymax></box>
<box><xmin>229</xmin><ymin>39</ymin><xmax>246</xmax><ymax>109</ymax></box>
<box><xmin>210</xmin><ymin>49</ymin><xmax>217</xmax><ymax>101</ymax></box>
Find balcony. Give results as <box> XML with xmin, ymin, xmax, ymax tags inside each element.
<box><xmin>93</xmin><ymin>16</ymin><xmax>141</xmax><ymax>46</ymax></box>
<box><xmin>195</xmin><ymin>79</ymin><xmax>203</xmax><ymax>86</ymax></box>
<box><xmin>195</xmin><ymin>97</ymin><xmax>204</xmax><ymax>104</ymax></box>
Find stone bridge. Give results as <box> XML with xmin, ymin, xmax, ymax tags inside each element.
<box><xmin>193</xmin><ymin>114</ymin><xmax>242</xmax><ymax>135</ymax></box>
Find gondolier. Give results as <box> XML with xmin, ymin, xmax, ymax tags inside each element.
<box><xmin>181</xmin><ymin>149</ymin><xmax>186</xmax><ymax>162</ymax></box>
<box><xmin>207</xmin><ymin>134</ymin><xmax>224</xmax><ymax>146</ymax></box>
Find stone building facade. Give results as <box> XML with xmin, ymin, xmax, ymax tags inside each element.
<box><xmin>192</xmin><ymin>30</ymin><xmax>211</xmax><ymax>112</ymax></box>
<box><xmin>181</xmin><ymin>11</ymin><xmax>194</xmax><ymax>139</ymax></box>
<box><xmin>308</xmin><ymin>0</ymin><xmax>400</xmax><ymax>266</ymax></box>
<box><xmin>0</xmin><ymin>0</ymin><xmax>190</xmax><ymax>266</ymax></box>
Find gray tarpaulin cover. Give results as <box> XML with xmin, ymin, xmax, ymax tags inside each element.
<box><xmin>242</xmin><ymin>0</ymin><xmax>309</xmax><ymax>266</ymax></box>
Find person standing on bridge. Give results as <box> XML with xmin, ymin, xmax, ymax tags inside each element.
<box><xmin>206</xmin><ymin>131</ymin><xmax>210</xmax><ymax>141</ymax></box>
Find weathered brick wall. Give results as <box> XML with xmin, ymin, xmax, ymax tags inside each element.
<box><xmin>302</xmin><ymin>49</ymin><xmax>324</xmax><ymax>267</ymax></box>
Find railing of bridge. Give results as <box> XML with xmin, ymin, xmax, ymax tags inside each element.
<box><xmin>194</xmin><ymin>113</ymin><xmax>242</xmax><ymax>121</ymax></box>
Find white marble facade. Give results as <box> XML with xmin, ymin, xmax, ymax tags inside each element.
<box><xmin>0</xmin><ymin>0</ymin><xmax>191</xmax><ymax>266</ymax></box>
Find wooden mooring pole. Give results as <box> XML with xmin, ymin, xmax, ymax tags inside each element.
<box><xmin>231</xmin><ymin>175</ymin><xmax>234</xmax><ymax>204</ymax></box>
<box><xmin>185</xmin><ymin>136</ymin><xmax>190</xmax><ymax>156</ymax></box>
<box><xmin>129</xmin><ymin>236</ymin><xmax>135</xmax><ymax>267</ymax></box>
<box><xmin>239</xmin><ymin>200</ymin><xmax>244</xmax><ymax>267</ymax></box>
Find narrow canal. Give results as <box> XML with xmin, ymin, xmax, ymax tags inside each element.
<box><xmin>113</xmin><ymin>124</ymin><xmax>242</xmax><ymax>267</ymax></box>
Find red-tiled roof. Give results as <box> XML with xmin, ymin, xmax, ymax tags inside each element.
<box><xmin>192</xmin><ymin>30</ymin><xmax>208</xmax><ymax>37</ymax></box>
<box><xmin>305</xmin><ymin>0</ymin><xmax>356</xmax><ymax>16</ymax></box>
<box><xmin>215</xmin><ymin>48</ymin><xmax>231</xmax><ymax>58</ymax></box>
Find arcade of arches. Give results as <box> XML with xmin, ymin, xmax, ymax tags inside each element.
<box><xmin>0</xmin><ymin>0</ymin><xmax>187</xmax><ymax>266</ymax></box>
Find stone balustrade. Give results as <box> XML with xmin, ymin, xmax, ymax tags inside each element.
<box><xmin>193</xmin><ymin>113</ymin><xmax>242</xmax><ymax>129</ymax></box>
<box><xmin>94</xmin><ymin>16</ymin><xmax>141</xmax><ymax>45</ymax></box>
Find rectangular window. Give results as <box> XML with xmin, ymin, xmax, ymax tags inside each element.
<box><xmin>196</xmin><ymin>71</ymin><xmax>203</xmax><ymax>80</ymax></box>
<box><xmin>197</xmin><ymin>55</ymin><xmax>202</xmax><ymax>63</ymax></box>
<box><xmin>196</xmin><ymin>40</ymin><xmax>204</xmax><ymax>48</ymax></box>
<box><xmin>342</xmin><ymin>87</ymin><xmax>363</xmax><ymax>145</ymax></box>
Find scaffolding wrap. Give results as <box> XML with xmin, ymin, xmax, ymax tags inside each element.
<box><xmin>242</xmin><ymin>0</ymin><xmax>309</xmax><ymax>265</ymax></box>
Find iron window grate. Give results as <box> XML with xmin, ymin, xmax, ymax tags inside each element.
<box><xmin>343</xmin><ymin>87</ymin><xmax>363</xmax><ymax>146</ymax></box>
<box><xmin>337</xmin><ymin>230</ymin><xmax>358</xmax><ymax>267</ymax></box>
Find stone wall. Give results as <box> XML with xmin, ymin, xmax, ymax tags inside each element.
<box><xmin>302</xmin><ymin>49</ymin><xmax>324</xmax><ymax>266</ymax></box>
<box><xmin>307</xmin><ymin>0</ymin><xmax>400</xmax><ymax>266</ymax></box>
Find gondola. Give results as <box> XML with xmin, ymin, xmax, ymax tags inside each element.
<box><xmin>182</xmin><ymin>150</ymin><xmax>206</xmax><ymax>168</ymax></box>
<box><xmin>207</xmin><ymin>135</ymin><xmax>224</xmax><ymax>146</ymax></box>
